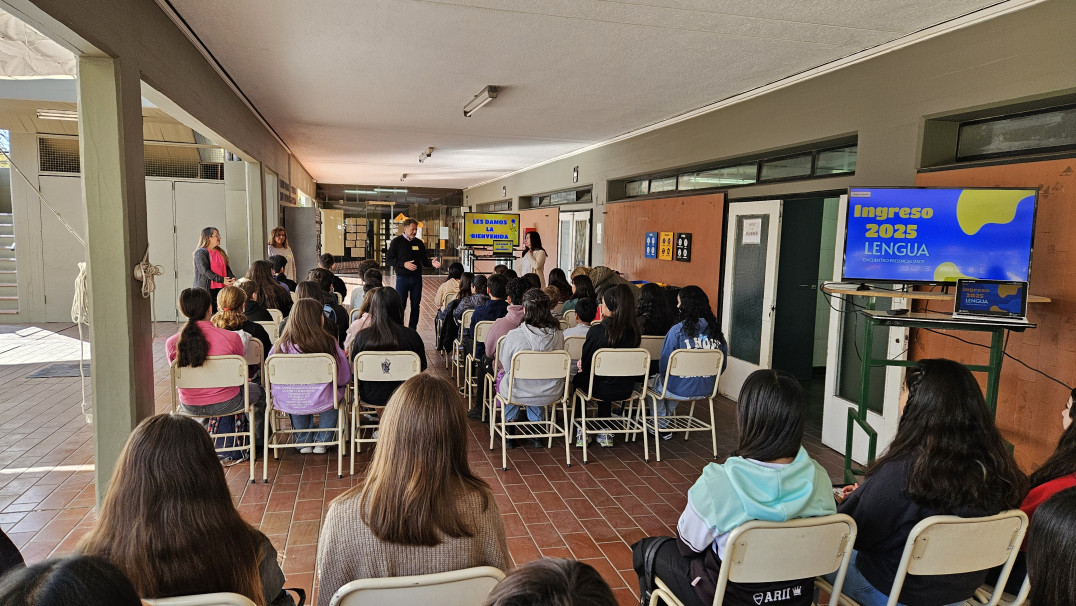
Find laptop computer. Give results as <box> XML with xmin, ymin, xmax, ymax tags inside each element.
<box><xmin>952</xmin><ymin>279</ymin><xmax>1029</xmax><ymax>324</ymax></box>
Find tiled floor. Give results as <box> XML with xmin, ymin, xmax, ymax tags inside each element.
<box><xmin>0</xmin><ymin>277</ymin><xmax>846</xmax><ymax>606</ymax></box>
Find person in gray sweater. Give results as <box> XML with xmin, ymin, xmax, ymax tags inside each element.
<box><xmin>496</xmin><ymin>289</ymin><xmax>565</xmax><ymax>447</ymax></box>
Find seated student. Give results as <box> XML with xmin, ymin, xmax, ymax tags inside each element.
<box><xmin>650</xmin><ymin>286</ymin><xmax>728</xmax><ymax>437</ymax></box>
<box><xmin>343</xmin><ymin>270</ymin><xmax>383</xmax><ymax>350</ymax></box>
<box><xmin>466</xmin><ymin>273</ymin><xmax>510</xmax><ymax>360</ymax></box>
<box><xmin>211</xmin><ymin>286</ymin><xmax>272</xmax><ymax>379</ymax></box>
<box><xmin>315</xmin><ymin>374</ymin><xmax>510</xmax><ymax>606</ymax></box>
<box><xmin>269</xmin><ymin>254</ymin><xmax>296</xmax><ymax>292</ymax></box>
<box><xmin>237</xmin><ymin>279</ymin><xmax>273</xmax><ymax>322</ymax></box>
<box><xmin>348</xmin><ymin>287</ymin><xmax>427</xmax><ymax>410</ymax></box>
<box><xmin>308</xmin><ymin>268</ymin><xmax>349</xmax><ymax>346</ymax></box>
<box><xmin>435</xmin><ymin>262</ymin><xmax>465</xmax><ymax>314</ymax></box>
<box><xmin>346</xmin><ymin>259</ymin><xmax>379</xmax><ymax>309</ymax></box>
<box><xmin>475</xmin><ymin>279</ymin><xmax>530</xmax><ymax>411</ymax></box>
<box><xmin>548</xmin><ymin>268</ymin><xmax>574</xmax><ymax>304</ymax></box>
<box><xmin>318</xmin><ymin>253</ymin><xmax>348</xmax><ymax>300</ymax></box>
<box><xmin>454</xmin><ymin>274</ymin><xmax>489</xmax><ymax>322</ymax></box>
<box><xmin>166</xmin><ymin>288</ymin><xmax>266</xmax><ymax>451</ymax></box>
<box><xmin>637</xmin><ymin>282</ymin><xmax>676</xmax><ymax>337</ymax></box>
<box><xmin>483</xmin><ymin>558</ymin><xmax>616</xmax><ymax>606</ymax></box>
<box><xmin>496</xmin><ymin>289</ymin><xmax>564</xmax><ymax>448</ymax></box>
<box><xmin>279</xmin><ymin>281</ymin><xmax>324</xmax><ymax>334</ymax></box>
<box><xmin>561</xmin><ymin>274</ymin><xmax>596</xmax><ymax>314</ymax></box>
<box><xmin>502</xmin><ymin>269</ymin><xmax>519</xmax><ymax>281</ymax></box>
<box><xmin>829</xmin><ymin>359</ymin><xmax>1027</xmax><ymax>606</ymax></box>
<box><xmin>492</xmin><ymin>264</ymin><xmax>508</xmax><ymax>275</ymax></box>
<box><xmin>1027</xmin><ymin>487</ymin><xmax>1076</xmax><ymax>606</ymax></box>
<box><xmin>522</xmin><ymin>272</ymin><xmax>542</xmax><ymax>291</ymax></box>
<box><xmin>269</xmin><ymin>299</ymin><xmax>351</xmax><ymax>454</ymax></box>
<box><xmin>564</xmin><ymin>298</ymin><xmax>596</xmax><ymax>338</ymax></box>
<box><xmin>78</xmin><ymin>414</ymin><xmax>291</xmax><ymax>606</ymax></box>
<box><xmin>0</xmin><ymin>556</ymin><xmax>141</xmax><ymax>606</ymax></box>
<box><xmin>633</xmin><ymin>369</ymin><xmax>835</xmax><ymax>606</ymax></box>
<box><xmin>437</xmin><ymin>273</ymin><xmax>474</xmax><ymax>354</ymax></box>
<box><xmin>542</xmin><ymin>285</ymin><xmax>562</xmax><ymax>309</ymax></box>
<box><xmin>245</xmin><ymin>260</ymin><xmax>293</xmax><ymax>317</ymax></box>
<box><xmin>573</xmin><ymin>283</ymin><xmax>641</xmax><ymax>448</ymax></box>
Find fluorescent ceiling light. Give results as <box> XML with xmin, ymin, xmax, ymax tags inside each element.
<box><xmin>374</xmin><ymin>188</ymin><xmax>407</xmax><ymax>194</ymax></box>
<box><xmin>463</xmin><ymin>85</ymin><xmax>498</xmax><ymax>118</ymax></box>
<box><xmin>344</xmin><ymin>189</ymin><xmax>376</xmax><ymax>194</ymax></box>
<box><xmin>36</xmin><ymin>108</ymin><xmax>78</xmax><ymax>121</ymax></box>
<box><xmin>366</xmin><ymin>201</ymin><xmax>395</xmax><ymax>206</ymax></box>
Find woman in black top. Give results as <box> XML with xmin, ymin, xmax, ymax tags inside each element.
<box><xmin>636</xmin><ymin>283</ymin><xmax>676</xmax><ymax>336</ymax></box>
<box><xmin>831</xmin><ymin>359</ymin><xmax>1026</xmax><ymax>606</ymax></box>
<box><xmin>349</xmin><ymin>287</ymin><xmax>428</xmax><ymax>408</ymax></box>
<box><xmin>573</xmin><ymin>283</ymin><xmax>641</xmax><ymax>448</ymax></box>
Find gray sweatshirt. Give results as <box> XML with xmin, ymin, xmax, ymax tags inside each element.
<box><xmin>496</xmin><ymin>323</ymin><xmax>566</xmax><ymax>406</ymax></box>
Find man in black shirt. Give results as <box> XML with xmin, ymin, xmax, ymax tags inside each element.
<box><xmin>386</xmin><ymin>218</ymin><xmax>441</xmax><ymax>329</ymax></box>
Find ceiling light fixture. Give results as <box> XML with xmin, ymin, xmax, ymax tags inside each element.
<box><xmin>36</xmin><ymin>108</ymin><xmax>78</xmax><ymax>121</ymax></box>
<box><xmin>400</xmin><ymin>173</ymin><xmax>408</xmax><ymax>182</ymax></box>
<box><xmin>374</xmin><ymin>187</ymin><xmax>408</xmax><ymax>194</ymax></box>
<box><xmin>418</xmin><ymin>147</ymin><xmax>434</xmax><ymax>163</ymax></box>
<box><xmin>343</xmin><ymin>189</ymin><xmax>376</xmax><ymax>194</ymax></box>
<box><xmin>463</xmin><ymin>85</ymin><xmax>498</xmax><ymax>117</ymax></box>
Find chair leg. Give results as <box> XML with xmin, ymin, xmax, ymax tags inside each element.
<box><xmin>685</xmin><ymin>402</ymin><xmax>696</xmax><ymax>440</ymax></box>
<box><xmin>562</xmin><ymin>401</ymin><xmax>571</xmax><ymax>467</ymax></box>
<box><xmin>500</xmin><ymin>408</ymin><xmax>508</xmax><ymax>471</ymax></box>
<box><xmin>709</xmin><ymin>399</ymin><xmax>718</xmax><ymax>459</ymax></box>
<box><xmin>262</xmin><ymin>404</ymin><xmax>270</xmax><ymax>483</ymax></box>
<box><xmin>350</xmin><ymin>405</ymin><xmax>357</xmax><ymax>476</ymax></box>
<box><xmin>248</xmin><ymin>408</ymin><xmax>255</xmax><ymax>484</ymax></box>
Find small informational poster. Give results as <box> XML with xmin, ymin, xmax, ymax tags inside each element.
<box><xmin>659</xmin><ymin>231</ymin><xmax>674</xmax><ymax>260</ymax></box>
<box><xmin>675</xmin><ymin>233</ymin><xmax>692</xmax><ymax>262</ymax></box>
<box><xmin>439</xmin><ymin>226</ymin><xmax>450</xmax><ymax>239</ymax></box>
<box><xmin>742</xmin><ymin>218</ymin><xmax>762</xmax><ymax>245</ymax></box>
<box><xmin>644</xmin><ymin>232</ymin><xmax>658</xmax><ymax>259</ymax></box>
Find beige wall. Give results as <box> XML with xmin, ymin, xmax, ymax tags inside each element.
<box><xmin>464</xmin><ymin>0</ymin><xmax>1076</xmax><ymax>267</ymax></box>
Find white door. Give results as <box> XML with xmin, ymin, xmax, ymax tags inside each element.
<box><xmin>174</xmin><ymin>181</ymin><xmax>228</xmax><ymax>300</ymax></box>
<box><xmin>145</xmin><ymin>179</ymin><xmax>178</xmax><ymax>321</ymax></box>
<box><xmin>720</xmin><ymin>200</ymin><xmax>782</xmax><ymax>398</ymax></box>
<box><xmin>39</xmin><ymin>175</ymin><xmax>86</xmax><ymax>322</ymax></box>
<box><xmin>558</xmin><ymin>210</ymin><xmax>591</xmax><ymax>271</ymax></box>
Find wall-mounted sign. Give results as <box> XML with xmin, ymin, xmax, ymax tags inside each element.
<box><xmin>742</xmin><ymin>218</ymin><xmax>762</xmax><ymax>245</ymax></box>
<box><xmin>659</xmin><ymin>231</ymin><xmax>674</xmax><ymax>260</ymax></box>
<box><xmin>675</xmin><ymin>233</ymin><xmax>692</xmax><ymax>262</ymax></box>
<box><xmin>644</xmin><ymin>232</ymin><xmax>658</xmax><ymax>259</ymax></box>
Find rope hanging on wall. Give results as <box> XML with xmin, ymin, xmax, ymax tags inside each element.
<box><xmin>133</xmin><ymin>247</ymin><xmax>164</xmax><ymax>337</ymax></box>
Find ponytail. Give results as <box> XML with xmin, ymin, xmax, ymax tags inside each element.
<box><xmin>211</xmin><ymin>286</ymin><xmax>248</xmax><ymax>331</ymax></box>
<box><xmin>177</xmin><ymin>288</ymin><xmax>212</xmax><ymax>368</ymax></box>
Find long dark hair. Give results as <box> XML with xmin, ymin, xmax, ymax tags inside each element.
<box><xmin>473</xmin><ymin>274</ymin><xmax>488</xmax><ymax>297</ymax></box>
<box><xmin>868</xmin><ymin>359</ymin><xmax>1027</xmax><ymax>512</ymax></box>
<box><xmin>245</xmin><ymin>260</ymin><xmax>290</xmax><ymax>311</ymax></box>
<box><xmin>446</xmin><ymin>262</ymin><xmax>464</xmax><ymax>281</ymax></box>
<box><xmin>637</xmin><ymin>283</ymin><xmax>676</xmax><ymax>336</ymax></box>
<box><xmin>482</xmin><ymin>558</ymin><xmax>616</xmax><ymax>606</ymax></box>
<box><xmin>278</xmin><ymin>299</ymin><xmax>338</xmax><ymax>356</ymax></box>
<box><xmin>0</xmin><ymin>556</ymin><xmax>142</xmax><ymax>606</ymax></box>
<box><xmin>1029</xmin><ymin>388</ymin><xmax>1076</xmax><ymax>488</ymax></box>
<box><xmin>548</xmin><ymin>268</ymin><xmax>573</xmax><ymax>301</ymax></box>
<box><xmin>456</xmin><ymin>272</ymin><xmax>474</xmax><ymax>300</ymax></box>
<box><xmin>523</xmin><ymin>230</ymin><xmax>543</xmax><ymax>253</ymax></box>
<box><xmin>78</xmin><ymin>414</ymin><xmax>265</xmax><ymax>604</ymax></box>
<box><xmin>295</xmin><ymin>280</ymin><xmax>322</xmax><ymax>301</ymax></box>
<box><xmin>600</xmin><ymin>284</ymin><xmax>640</xmax><ymax>348</ymax></box>
<box><xmin>732</xmin><ymin>369</ymin><xmax>806</xmax><ymax>461</ymax></box>
<box><xmin>522</xmin><ymin>288</ymin><xmax>557</xmax><ymax>329</ymax></box>
<box><xmin>346</xmin><ymin>374</ymin><xmax>492</xmax><ymax>546</ymax></box>
<box><xmin>176</xmin><ymin>288</ymin><xmax>212</xmax><ymax>367</ymax></box>
<box><xmin>357</xmin><ymin>287</ymin><xmax>405</xmax><ymax>350</ymax></box>
<box><xmin>1027</xmin><ymin>487</ymin><xmax>1076</xmax><ymax>606</ymax></box>
<box><xmin>570</xmin><ymin>275</ymin><xmax>595</xmax><ymax>301</ymax></box>
<box><xmin>677</xmin><ymin>285</ymin><xmax>725</xmax><ymax>343</ymax></box>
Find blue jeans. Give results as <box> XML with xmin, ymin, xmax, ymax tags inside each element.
<box><xmin>395</xmin><ymin>274</ymin><xmax>422</xmax><ymax>329</ymax></box>
<box><xmin>289</xmin><ymin>408</ymin><xmax>339</xmax><ymax>444</ymax></box>
<box><xmin>503</xmin><ymin>403</ymin><xmax>545</xmax><ymax>423</ymax></box>
<box><xmin>824</xmin><ymin>550</ymin><xmax>963</xmax><ymax>606</ymax></box>
<box><xmin>649</xmin><ymin>376</ymin><xmax>695</xmax><ymax>430</ymax></box>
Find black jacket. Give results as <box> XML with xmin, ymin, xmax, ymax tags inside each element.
<box><xmin>193</xmin><ymin>247</ymin><xmax>234</xmax><ymax>291</ymax></box>
<box><xmin>386</xmin><ymin>235</ymin><xmax>431</xmax><ymax>277</ymax></box>
<box><xmin>573</xmin><ymin>320</ymin><xmax>642</xmax><ymax>402</ymax></box>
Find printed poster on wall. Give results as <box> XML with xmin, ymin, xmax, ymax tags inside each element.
<box><xmin>742</xmin><ymin>218</ymin><xmax>762</xmax><ymax>245</ymax></box>
<box><xmin>675</xmin><ymin>233</ymin><xmax>691</xmax><ymax>262</ymax></box>
<box><xmin>644</xmin><ymin>232</ymin><xmax>658</xmax><ymax>258</ymax></box>
<box><xmin>659</xmin><ymin>232</ymin><xmax>674</xmax><ymax>260</ymax></box>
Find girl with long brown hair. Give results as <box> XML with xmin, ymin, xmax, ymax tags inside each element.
<box><xmin>245</xmin><ymin>260</ymin><xmax>293</xmax><ymax>316</ymax></box>
<box><xmin>348</xmin><ymin>287</ymin><xmax>427</xmax><ymax>408</ymax></box>
<box><xmin>315</xmin><ymin>374</ymin><xmax>510</xmax><ymax>605</ymax></box>
<box><xmin>78</xmin><ymin>414</ymin><xmax>289</xmax><ymax>605</ymax></box>
<box><xmin>269</xmin><ymin>299</ymin><xmax>350</xmax><ymax>454</ymax></box>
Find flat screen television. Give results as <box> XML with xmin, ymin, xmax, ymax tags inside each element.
<box><xmin>463</xmin><ymin>212</ymin><xmax>521</xmax><ymax>246</ymax></box>
<box><xmin>842</xmin><ymin>187</ymin><xmax>1038</xmax><ymax>285</ymax></box>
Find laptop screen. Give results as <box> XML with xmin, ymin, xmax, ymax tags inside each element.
<box><xmin>954</xmin><ymin>279</ymin><xmax>1028</xmax><ymax>319</ymax></box>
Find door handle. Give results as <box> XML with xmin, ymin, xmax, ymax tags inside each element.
<box><xmin>797</xmin><ymin>284</ymin><xmax>817</xmax><ymax>290</ymax></box>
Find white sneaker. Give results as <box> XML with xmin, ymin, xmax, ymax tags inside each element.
<box><xmin>596</xmin><ymin>433</ymin><xmax>613</xmax><ymax>448</ymax></box>
<box><xmin>299</xmin><ymin>447</ymin><xmax>313</xmax><ymax>454</ymax></box>
<box><xmin>312</xmin><ymin>446</ymin><xmax>327</xmax><ymax>454</ymax></box>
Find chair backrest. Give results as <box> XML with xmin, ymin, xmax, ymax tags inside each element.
<box><xmin>144</xmin><ymin>593</ymin><xmax>256</xmax><ymax>606</ymax></box>
<box><xmin>244</xmin><ymin>338</ymin><xmax>264</xmax><ymax>366</ymax></box>
<box><xmin>640</xmin><ymin>335</ymin><xmax>664</xmax><ymax>361</ymax></box>
<box><xmin>353</xmin><ymin>351</ymin><xmax>422</xmax><ymax>382</ymax></box>
<box><xmin>265</xmin><ymin>352</ymin><xmax>337</xmax><ymax>385</ymax></box>
<box><xmin>562</xmin><ymin>309</ymin><xmax>578</xmax><ymax>327</ymax></box>
<box><xmin>255</xmin><ymin>320</ymin><xmax>280</xmax><ymax>343</ymax></box>
<box><xmin>350</xmin><ymin>307</ymin><xmax>363</xmax><ymax>323</ymax></box>
<box><xmin>458</xmin><ymin>309</ymin><xmax>475</xmax><ymax>339</ymax></box>
<box><xmin>501</xmin><ymin>350</ymin><xmax>572</xmax><ymax>406</ymax></box>
<box><xmin>334</xmin><ymin>292</ymin><xmax>343</xmax><ymax>305</ymax></box>
<box><xmin>558</xmin><ymin>318</ymin><xmax>569</xmax><ymax>330</ymax></box>
<box><xmin>290</xmin><ymin>291</ymin><xmax>298</xmax><ymax>302</ymax></box>
<box><xmin>172</xmin><ymin>355</ymin><xmax>247</xmax><ymax>390</ymax></box>
<box><xmin>329</xmin><ymin>566</ymin><xmax>505</xmax><ymax>606</ymax></box>
<box><xmin>888</xmin><ymin>511</ymin><xmax>1028</xmax><ymax>606</ymax></box>
<box><xmin>266</xmin><ymin>308</ymin><xmax>283</xmax><ymax>324</ymax></box>
<box><xmin>715</xmin><ymin>514</ymin><xmax>857</xmax><ymax>604</ymax></box>
<box><xmin>564</xmin><ymin>335</ymin><xmax>585</xmax><ymax>360</ymax></box>
<box><xmin>592</xmin><ymin>348</ymin><xmax>650</xmax><ymax>377</ymax></box>
<box><xmin>655</xmin><ymin>349</ymin><xmax>725</xmax><ymax>399</ymax></box>
<box><xmin>441</xmin><ymin>290</ymin><xmax>456</xmax><ymax>308</ymax></box>
<box><xmin>472</xmin><ymin>321</ymin><xmax>495</xmax><ymax>356</ymax></box>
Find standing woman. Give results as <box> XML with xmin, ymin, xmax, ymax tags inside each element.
<box><xmin>194</xmin><ymin>227</ymin><xmax>235</xmax><ymax>311</ymax></box>
<box><xmin>519</xmin><ymin>231</ymin><xmax>547</xmax><ymax>286</ymax></box>
<box><xmin>267</xmin><ymin>227</ymin><xmax>296</xmax><ymax>282</ymax></box>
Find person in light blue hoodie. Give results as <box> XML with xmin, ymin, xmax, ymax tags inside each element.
<box><xmin>650</xmin><ymin>285</ymin><xmax>728</xmax><ymax>436</ymax></box>
<box><xmin>632</xmin><ymin>369</ymin><xmax>836</xmax><ymax>606</ymax></box>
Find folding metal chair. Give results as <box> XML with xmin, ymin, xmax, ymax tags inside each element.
<box><xmin>464</xmin><ymin>320</ymin><xmax>495</xmax><ymax>412</ymax></box>
<box><xmin>263</xmin><ymin>352</ymin><xmax>346</xmax><ymax>480</ymax></box>
<box><xmin>644</xmin><ymin>348</ymin><xmax>724</xmax><ymax>462</ymax></box>
<box><xmin>562</xmin><ymin>309</ymin><xmax>578</xmax><ymax>328</ymax></box>
<box><xmin>451</xmin><ymin>308</ymin><xmax>474</xmax><ymax>379</ymax></box>
<box><xmin>350</xmin><ymin>350</ymin><xmax>422</xmax><ymax>474</ymax></box>
<box><xmin>144</xmin><ymin>592</ymin><xmax>256</xmax><ymax>606</ymax></box>
<box><xmin>572</xmin><ymin>348</ymin><xmax>650</xmax><ymax>463</ymax></box>
<box><xmin>254</xmin><ymin>320</ymin><xmax>280</xmax><ymax>343</ymax></box>
<box><xmin>329</xmin><ymin>566</ymin><xmax>505</xmax><ymax>606</ymax></box>
<box><xmin>490</xmin><ymin>350</ymin><xmax>573</xmax><ymax>470</ymax></box>
<box><xmin>266</xmin><ymin>308</ymin><xmax>283</xmax><ymax>324</ymax></box>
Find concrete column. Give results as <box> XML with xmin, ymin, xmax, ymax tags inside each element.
<box><xmin>245</xmin><ymin>161</ymin><xmax>265</xmax><ymax>264</ymax></box>
<box><xmin>223</xmin><ymin>160</ymin><xmax>249</xmax><ymax>272</ymax></box>
<box><xmin>77</xmin><ymin>55</ymin><xmax>154</xmax><ymax>505</ymax></box>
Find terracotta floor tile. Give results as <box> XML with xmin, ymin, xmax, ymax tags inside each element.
<box><xmin>527</xmin><ymin>522</ymin><xmax>565</xmax><ymax>549</ymax></box>
<box><xmin>599</xmin><ymin>541</ymin><xmax>635</xmax><ymax>571</ymax></box>
<box><xmin>562</xmin><ymin>532</ymin><xmax>603</xmax><ymax>559</ymax></box>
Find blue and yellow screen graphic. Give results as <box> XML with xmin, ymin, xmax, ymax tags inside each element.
<box><xmin>464</xmin><ymin>212</ymin><xmax>520</xmax><ymax>246</ymax></box>
<box><xmin>843</xmin><ymin>188</ymin><xmax>1037</xmax><ymax>283</ymax></box>
<box><xmin>958</xmin><ymin>282</ymin><xmax>1025</xmax><ymax>316</ymax></box>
